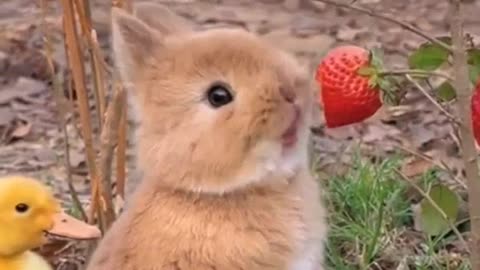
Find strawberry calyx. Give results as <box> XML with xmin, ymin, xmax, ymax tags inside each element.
<box><xmin>356</xmin><ymin>47</ymin><xmax>402</xmax><ymax>106</ymax></box>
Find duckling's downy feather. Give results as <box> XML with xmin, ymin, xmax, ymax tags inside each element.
<box><xmin>22</xmin><ymin>251</ymin><xmax>53</xmax><ymax>270</ymax></box>
<box><xmin>0</xmin><ymin>251</ymin><xmax>52</xmax><ymax>270</ymax></box>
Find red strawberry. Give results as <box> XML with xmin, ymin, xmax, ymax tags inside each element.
<box><xmin>471</xmin><ymin>79</ymin><xmax>480</xmax><ymax>145</ymax></box>
<box><xmin>315</xmin><ymin>45</ymin><xmax>382</xmax><ymax>128</ymax></box>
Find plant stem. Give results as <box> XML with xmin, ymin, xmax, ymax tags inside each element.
<box><xmin>312</xmin><ymin>0</ymin><xmax>452</xmax><ymax>53</ymax></box>
<box><xmin>449</xmin><ymin>0</ymin><xmax>480</xmax><ymax>268</ymax></box>
<box><xmin>404</xmin><ymin>74</ymin><xmax>458</xmax><ymax>123</ymax></box>
<box><xmin>379</xmin><ymin>69</ymin><xmax>453</xmax><ymax>81</ymax></box>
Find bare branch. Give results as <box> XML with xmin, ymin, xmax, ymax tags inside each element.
<box><xmin>312</xmin><ymin>0</ymin><xmax>452</xmax><ymax>52</ymax></box>
<box><xmin>404</xmin><ymin>74</ymin><xmax>459</xmax><ymax>123</ymax></box>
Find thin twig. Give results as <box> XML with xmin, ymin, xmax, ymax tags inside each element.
<box><xmin>425</xmin><ymin>78</ymin><xmax>463</xmax><ymax>144</ymax></box>
<box><xmin>404</xmin><ymin>74</ymin><xmax>459</xmax><ymax>123</ymax></box>
<box><xmin>379</xmin><ymin>69</ymin><xmax>453</xmax><ymax>81</ymax></box>
<box><xmin>40</xmin><ymin>0</ymin><xmax>87</xmax><ymax>221</ymax></box>
<box><xmin>395</xmin><ymin>169</ymin><xmax>470</xmax><ymax>252</ymax></box>
<box><xmin>312</xmin><ymin>0</ymin><xmax>452</xmax><ymax>53</ymax></box>
<box><xmin>395</xmin><ymin>144</ymin><xmax>467</xmax><ymax>190</ymax></box>
<box><xmin>449</xmin><ymin>0</ymin><xmax>480</xmax><ymax>268</ymax></box>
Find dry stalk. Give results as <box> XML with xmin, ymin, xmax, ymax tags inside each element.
<box><xmin>73</xmin><ymin>0</ymin><xmax>106</xmax><ymax>130</ymax></box>
<box><xmin>59</xmin><ymin>0</ymin><xmax>104</xmax><ymax>230</ymax></box>
<box><xmin>72</xmin><ymin>0</ymin><xmax>115</xmax><ymax>217</ymax></box>
<box><xmin>449</xmin><ymin>0</ymin><xmax>480</xmax><ymax>267</ymax></box>
<box><xmin>97</xmin><ymin>82</ymin><xmax>125</xmax><ymax>228</ymax></box>
<box><xmin>40</xmin><ymin>0</ymin><xmax>87</xmax><ymax>221</ymax></box>
<box><xmin>70</xmin><ymin>0</ymin><xmax>121</xmax><ymax>230</ymax></box>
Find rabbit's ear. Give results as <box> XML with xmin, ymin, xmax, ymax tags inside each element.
<box><xmin>111</xmin><ymin>7</ymin><xmax>164</xmax><ymax>85</ymax></box>
<box><xmin>133</xmin><ymin>3</ymin><xmax>193</xmax><ymax>35</ymax></box>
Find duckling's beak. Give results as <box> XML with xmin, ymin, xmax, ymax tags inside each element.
<box><xmin>46</xmin><ymin>212</ymin><xmax>102</xmax><ymax>240</ymax></box>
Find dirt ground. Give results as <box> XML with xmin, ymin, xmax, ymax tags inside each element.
<box><xmin>1</xmin><ymin>0</ymin><xmax>480</xmax><ymax>269</ymax></box>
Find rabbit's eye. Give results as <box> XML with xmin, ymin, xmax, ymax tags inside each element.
<box><xmin>207</xmin><ymin>84</ymin><xmax>233</xmax><ymax>108</ymax></box>
<box><xmin>15</xmin><ymin>203</ymin><xmax>29</xmax><ymax>213</ymax></box>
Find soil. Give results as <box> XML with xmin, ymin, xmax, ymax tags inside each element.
<box><xmin>1</xmin><ymin>0</ymin><xmax>480</xmax><ymax>269</ymax></box>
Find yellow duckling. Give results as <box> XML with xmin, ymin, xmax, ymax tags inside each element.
<box><xmin>0</xmin><ymin>175</ymin><xmax>101</xmax><ymax>270</ymax></box>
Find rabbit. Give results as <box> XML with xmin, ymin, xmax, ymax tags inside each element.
<box><xmin>86</xmin><ymin>3</ymin><xmax>327</xmax><ymax>270</ymax></box>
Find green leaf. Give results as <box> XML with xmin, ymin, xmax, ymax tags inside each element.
<box><xmin>467</xmin><ymin>48</ymin><xmax>480</xmax><ymax>66</ymax></box>
<box><xmin>420</xmin><ymin>184</ymin><xmax>459</xmax><ymax>236</ymax></box>
<box><xmin>468</xmin><ymin>49</ymin><xmax>480</xmax><ymax>85</ymax></box>
<box><xmin>357</xmin><ymin>66</ymin><xmax>376</xmax><ymax>76</ymax></box>
<box><xmin>469</xmin><ymin>64</ymin><xmax>480</xmax><ymax>86</ymax></box>
<box><xmin>408</xmin><ymin>43</ymin><xmax>449</xmax><ymax>71</ymax></box>
<box><xmin>436</xmin><ymin>81</ymin><xmax>457</xmax><ymax>101</ymax></box>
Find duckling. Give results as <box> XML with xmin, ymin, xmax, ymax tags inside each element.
<box><xmin>0</xmin><ymin>175</ymin><xmax>101</xmax><ymax>270</ymax></box>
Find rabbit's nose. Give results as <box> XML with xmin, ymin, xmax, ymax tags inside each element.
<box><xmin>279</xmin><ymin>87</ymin><xmax>296</xmax><ymax>103</ymax></box>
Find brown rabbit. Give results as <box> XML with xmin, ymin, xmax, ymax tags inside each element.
<box><xmin>86</xmin><ymin>3</ymin><xmax>327</xmax><ymax>270</ymax></box>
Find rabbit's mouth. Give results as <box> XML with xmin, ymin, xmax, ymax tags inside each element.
<box><xmin>281</xmin><ymin>105</ymin><xmax>301</xmax><ymax>148</ymax></box>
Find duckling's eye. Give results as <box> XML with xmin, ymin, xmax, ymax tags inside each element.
<box><xmin>15</xmin><ymin>203</ymin><xmax>29</xmax><ymax>213</ymax></box>
<box><xmin>206</xmin><ymin>83</ymin><xmax>233</xmax><ymax>108</ymax></box>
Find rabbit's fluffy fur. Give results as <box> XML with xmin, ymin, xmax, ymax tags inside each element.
<box><xmin>86</xmin><ymin>3</ymin><xmax>327</xmax><ymax>270</ymax></box>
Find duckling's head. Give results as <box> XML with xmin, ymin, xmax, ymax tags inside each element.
<box><xmin>0</xmin><ymin>175</ymin><xmax>61</xmax><ymax>256</ymax></box>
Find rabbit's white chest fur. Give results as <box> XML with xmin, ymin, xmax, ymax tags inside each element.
<box><xmin>239</xmin><ymin>139</ymin><xmax>306</xmax><ymax>183</ymax></box>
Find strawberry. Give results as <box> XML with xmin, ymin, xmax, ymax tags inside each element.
<box><xmin>315</xmin><ymin>45</ymin><xmax>383</xmax><ymax>128</ymax></box>
<box><xmin>471</xmin><ymin>79</ymin><xmax>480</xmax><ymax>145</ymax></box>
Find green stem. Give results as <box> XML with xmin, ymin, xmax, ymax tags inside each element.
<box><xmin>379</xmin><ymin>69</ymin><xmax>453</xmax><ymax>81</ymax></box>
